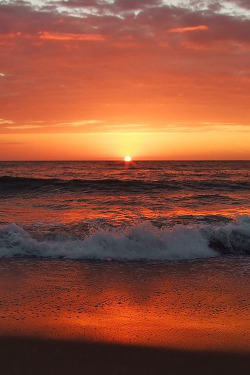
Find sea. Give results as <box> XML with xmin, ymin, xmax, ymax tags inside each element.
<box><xmin>0</xmin><ymin>160</ymin><xmax>250</xmax><ymax>351</ymax></box>
<box><xmin>0</xmin><ymin>160</ymin><xmax>249</xmax><ymax>261</ymax></box>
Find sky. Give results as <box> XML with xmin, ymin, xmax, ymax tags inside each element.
<box><xmin>0</xmin><ymin>0</ymin><xmax>250</xmax><ymax>160</ymax></box>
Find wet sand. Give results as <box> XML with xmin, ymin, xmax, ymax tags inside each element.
<box><xmin>1</xmin><ymin>336</ymin><xmax>250</xmax><ymax>375</ymax></box>
<box><xmin>0</xmin><ymin>258</ymin><xmax>249</xmax><ymax>374</ymax></box>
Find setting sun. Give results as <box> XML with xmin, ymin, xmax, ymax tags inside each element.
<box><xmin>124</xmin><ymin>156</ymin><xmax>132</xmax><ymax>162</ymax></box>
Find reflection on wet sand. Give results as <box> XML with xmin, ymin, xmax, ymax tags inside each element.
<box><xmin>0</xmin><ymin>258</ymin><xmax>249</xmax><ymax>352</ymax></box>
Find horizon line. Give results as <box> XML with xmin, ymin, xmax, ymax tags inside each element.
<box><xmin>0</xmin><ymin>159</ymin><xmax>250</xmax><ymax>162</ymax></box>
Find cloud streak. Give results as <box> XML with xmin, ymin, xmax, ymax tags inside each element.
<box><xmin>39</xmin><ymin>32</ymin><xmax>105</xmax><ymax>41</ymax></box>
<box><xmin>169</xmin><ymin>25</ymin><xmax>208</xmax><ymax>33</ymax></box>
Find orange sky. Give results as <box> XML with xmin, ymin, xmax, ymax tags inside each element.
<box><xmin>0</xmin><ymin>0</ymin><xmax>250</xmax><ymax>160</ymax></box>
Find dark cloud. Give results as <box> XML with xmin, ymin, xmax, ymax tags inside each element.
<box><xmin>56</xmin><ymin>0</ymin><xmax>162</xmax><ymax>10</ymax></box>
<box><xmin>231</xmin><ymin>0</ymin><xmax>250</xmax><ymax>10</ymax></box>
<box><xmin>56</xmin><ymin>0</ymin><xmax>102</xmax><ymax>8</ymax></box>
<box><xmin>1</xmin><ymin>1</ymin><xmax>250</xmax><ymax>45</ymax></box>
<box><xmin>114</xmin><ymin>0</ymin><xmax>162</xmax><ymax>10</ymax></box>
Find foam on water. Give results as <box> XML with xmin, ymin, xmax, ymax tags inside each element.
<box><xmin>0</xmin><ymin>216</ymin><xmax>249</xmax><ymax>261</ymax></box>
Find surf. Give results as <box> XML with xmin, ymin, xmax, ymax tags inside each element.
<box><xmin>0</xmin><ymin>216</ymin><xmax>249</xmax><ymax>261</ymax></box>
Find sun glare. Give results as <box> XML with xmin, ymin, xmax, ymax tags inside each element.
<box><xmin>124</xmin><ymin>156</ymin><xmax>132</xmax><ymax>162</ymax></box>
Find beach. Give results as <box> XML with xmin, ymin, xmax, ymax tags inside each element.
<box><xmin>0</xmin><ymin>258</ymin><xmax>249</xmax><ymax>374</ymax></box>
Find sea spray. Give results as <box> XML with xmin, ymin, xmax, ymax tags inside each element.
<box><xmin>0</xmin><ymin>217</ymin><xmax>249</xmax><ymax>260</ymax></box>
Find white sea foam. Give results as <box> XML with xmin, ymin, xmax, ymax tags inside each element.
<box><xmin>0</xmin><ymin>216</ymin><xmax>249</xmax><ymax>261</ymax></box>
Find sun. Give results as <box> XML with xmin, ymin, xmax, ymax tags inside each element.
<box><xmin>124</xmin><ymin>156</ymin><xmax>132</xmax><ymax>162</ymax></box>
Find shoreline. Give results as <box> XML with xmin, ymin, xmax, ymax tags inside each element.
<box><xmin>0</xmin><ymin>258</ymin><xmax>249</xmax><ymax>351</ymax></box>
<box><xmin>0</xmin><ymin>258</ymin><xmax>249</xmax><ymax>374</ymax></box>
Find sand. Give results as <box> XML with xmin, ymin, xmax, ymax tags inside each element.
<box><xmin>0</xmin><ymin>258</ymin><xmax>249</xmax><ymax>374</ymax></box>
<box><xmin>1</xmin><ymin>336</ymin><xmax>250</xmax><ymax>375</ymax></box>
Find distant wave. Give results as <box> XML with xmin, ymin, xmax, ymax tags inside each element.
<box><xmin>1</xmin><ymin>175</ymin><xmax>249</xmax><ymax>194</ymax></box>
<box><xmin>0</xmin><ymin>216</ymin><xmax>249</xmax><ymax>261</ymax></box>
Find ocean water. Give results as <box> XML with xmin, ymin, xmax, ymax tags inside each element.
<box><xmin>0</xmin><ymin>160</ymin><xmax>250</xmax><ymax>261</ymax></box>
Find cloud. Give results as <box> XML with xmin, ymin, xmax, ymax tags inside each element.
<box><xmin>57</xmin><ymin>0</ymin><xmax>163</xmax><ymax>11</ymax></box>
<box><xmin>114</xmin><ymin>0</ymin><xmax>162</xmax><ymax>11</ymax></box>
<box><xmin>230</xmin><ymin>0</ymin><xmax>250</xmax><ymax>10</ymax></box>
<box><xmin>4</xmin><ymin>125</ymin><xmax>44</xmax><ymax>129</ymax></box>
<box><xmin>169</xmin><ymin>25</ymin><xmax>208</xmax><ymax>33</ymax></box>
<box><xmin>56</xmin><ymin>0</ymin><xmax>101</xmax><ymax>8</ymax></box>
<box><xmin>57</xmin><ymin>120</ymin><xmax>105</xmax><ymax>126</ymax></box>
<box><xmin>0</xmin><ymin>120</ymin><xmax>106</xmax><ymax>133</ymax></box>
<box><xmin>0</xmin><ymin>119</ymin><xmax>14</xmax><ymax>124</ymax></box>
<box><xmin>38</xmin><ymin>32</ymin><xmax>105</xmax><ymax>41</ymax></box>
<box><xmin>1</xmin><ymin>1</ymin><xmax>250</xmax><ymax>44</ymax></box>
<box><xmin>0</xmin><ymin>0</ymin><xmax>250</xmax><ymax>137</ymax></box>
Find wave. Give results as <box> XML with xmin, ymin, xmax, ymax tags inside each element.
<box><xmin>0</xmin><ymin>216</ymin><xmax>249</xmax><ymax>261</ymax></box>
<box><xmin>1</xmin><ymin>175</ymin><xmax>250</xmax><ymax>194</ymax></box>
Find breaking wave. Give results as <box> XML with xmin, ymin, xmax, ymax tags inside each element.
<box><xmin>0</xmin><ymin>216</ymin><xmax>249</xmax><ymax>261</ymax></box>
